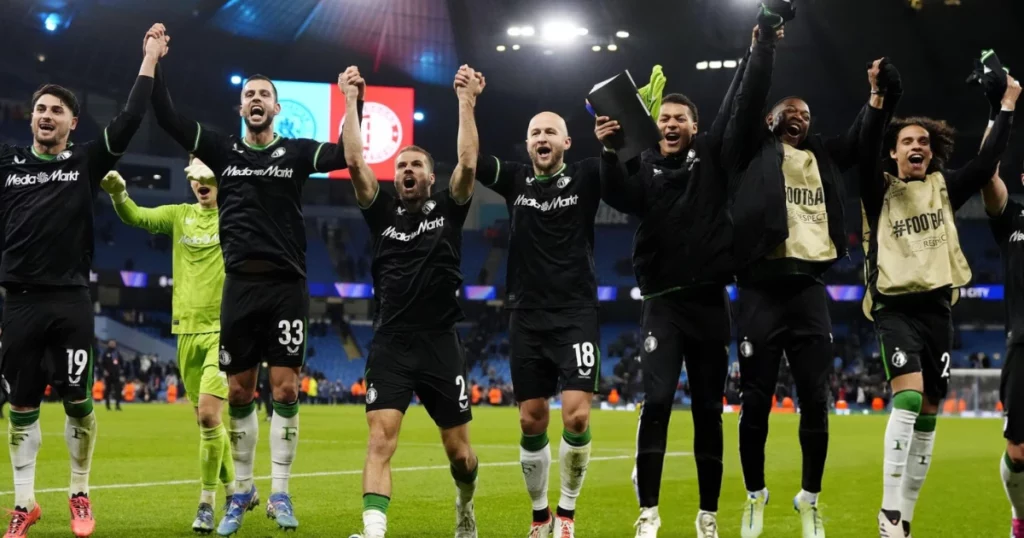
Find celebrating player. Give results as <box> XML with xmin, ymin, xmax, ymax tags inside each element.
<box><xmin>467</xmin><ymin>76</ymin><xmax>602</xmax><ymax>538</ymax></box>
<box><xmin>100</xmin><ymin>158</ymin><xmax>235</xmax><ymax>533</ymax></box>
<box><xmin>0</xmin><ymin>24</ymin><xmax>166</xmax><ymax>538</ymax></box>
<box><xmin>865</xmin><ymin>72</ymin><xmax>1019</xmax><ymax>537</ymax></box>
<box><xmin>341</xmin><ymin>65</ymin><xmax>481</xmax><ymax>538</ymax></box>
<box><xmin>595</xmin><ymin>23</ymin><xmax>782</xmax><ymax>538</ymax></box>
<box><xmin>147</xmin><ymin>28</ymin><xmax>363</xmax><ymax>536</ymax></box>
<box><xmin>722</xmin><ymin>5</ymin><xmax>894</xmax><ymax>537</ymax></box>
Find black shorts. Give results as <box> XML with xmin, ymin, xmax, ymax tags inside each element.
<box><xmin>1003</xmin><ymin>344</ymin><xmax>1024</xmax><ymax>443</ymax></box>
<box><xmin>509</xmin><ymin>307</ymin><xmax>601</xmax><ymax>401</ymax></box>
<box><xmin>219</xmin><ymin>275</ymin><xmax>309</xmax><ymax>374</ymax></box>
<box><xmin>364</xmin><ymin>330</ymin><xmax>471</xmax><ymax>429</ymax></box>
<box><xmin>640</xmin><ymin>288</ymin><xmax>731</xmax><ymax>405</ymax></box>
<box><xmin>874</xmin><ymin>305</ymin><xmax>952</xmax><ymax>402</ymax></box>
<box><xmin>0</xmin><ymin>287</ymin><xmax>94</xmax><ymax>408</ymax></box>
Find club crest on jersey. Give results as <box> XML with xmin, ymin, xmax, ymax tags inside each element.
<box><xmin>740</xmin><ymin>339</ymin><xmax>754</xmax><ymax>358</ymax></box>
<box><xmin>422</xmin><ymin>200</ymin><xmax>436</xmax><ymax>214</ymax></box>
<box><xmin>556</xmin><ymin>176</ymin><xmax>572</xmax><ymax>189</ymax></box>
<box><xmin>644</xmin><ymin>335</ymin><xmax>658</xmax><ymax>353</ymax></box>
<box><xmin>271</xmin><ymin>146</ymin><xmax>287</xmax><ymax>159</ymax></box>
<box><xmin>218</xmin><ymin>347</ymin><xmax>231</xmax><ymax>366</ymax></box>
<box><xmin>56</xmin><ymin>150</ymin><xmax>72</xmax><ymax>161</ymax></box>
<box><xmin>366</xmin><ymin>385</ymin><xmax>378</xmax><ymax>404</ymax></box>
<box><xmin>891</xmin><ymin>349</ymin><xmax>907</xmax><ymax>368</ymax></box>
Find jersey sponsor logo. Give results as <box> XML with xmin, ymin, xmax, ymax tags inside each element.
<box><xmin>5</xmin><ymin>169</ymin><xmax>80</xmax><ymax>187</ymax></box>
<box><xmin>179</xmin><ymin>233</ymin><xmax>220</xmax><ymax>246</ymax></box>
<box><xmin>382</xmin><ymin>216</ymin><xmax>445</xmax><ymax>242</ymax></box>
<box><xmin>513</xmin><ymin>194</ymin><xmax>579</xmax><ymax>212</ymax></box>
<box><xmin>891</xmin><ymin>349</ymin><xmax>907</xmax><ymax>368</ymax></box>
<box><xmin>277</xmin><ymin>99</ymin><xmax>317</xmax><ymax>140</ymax></box>
<box><xmin>221</xmin><ymin>165</ymin><xmax>294</xmax><ymax>179</ymax></box>
<box><xmin>556</xmin><ymin>176</ymin><xmax>572</xmax><ymax>189</ymax></box>
<box><xmin>891</xmin><ymin>209</ymin><xmax>944</xmax><ymax>238</ymax></box>
<box><xmin>271</xmin><ymin>146</ymin><xmax>287</xmax><ymax>159</ymax></box>
<box><xmin>785</xmin><ymin>186</ymin><xmax>824</xmax><ymax>206</ymax></box>
<box><xmin>1011</xmin><ymin>231</ymin><xmax>1024</xmax><ymax>243</ymax></box>
<box><xmin>12</xmin><ymin>156</ymin><xmax>24</xmax><ymax>165</ymax></box>
<box><xmin>339</xmin><ymin>101</ymin><xmax>403</xmax><ymax>165</ymax></box>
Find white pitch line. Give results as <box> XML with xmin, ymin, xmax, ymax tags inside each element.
<box><xmin>0</xmin><ymin>452</ymin><xmax>692</xmax><ymax>496</ymax></box>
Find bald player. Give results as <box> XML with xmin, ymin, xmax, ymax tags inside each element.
<box><xmin>469</xmin><ymin>108</ymin><xmax>602</xmax><ymax>538</ymax></box>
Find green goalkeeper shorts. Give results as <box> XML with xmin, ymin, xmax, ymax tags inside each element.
<box><xmin>177</xmin><ymin>332</ymin><xmax>229</xmax><ymax>404</ymax></box>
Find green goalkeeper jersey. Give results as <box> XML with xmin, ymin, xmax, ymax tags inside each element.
<box><xmin>113</xmin><ymin>198</ymin><xmax>222</xmax><ymax>335</ymax></box>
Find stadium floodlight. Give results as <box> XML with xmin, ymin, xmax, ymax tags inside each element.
<box><xmin>696</xmin><ymin>61</ymin><xmax>709</xmax><ymax>70</ymax></box>
<box><xmin>520</xmin><ymin>26</ymin><xmax>535</xmax><ymax>37</ymax></box>
<box><xmin>512</xmin><ymin>44</ymin><xmax>520</xmax><ymax>50</ymax></box>
<box><xmin>616</xmin><ymin>30</ymin><xmax>629</xmax><ymax>38</ymax></box>
<box><xmin>43</xmin><ymin>13</ymin><xmax>61</xmax><ymax>32</ymax></box>
<box><xmin>230</xmin><ymin>75</ymin><xmax>243</xmax><ymax>86</ymax></box>
<box><xmin>541</xmin><ymin>21</ymin><xmax>579</xmax><ymax>45</ymax></box>
<box><xmin>723</xmin><ymin>59</ymin><xmax>738</xmax><ymax>68</ymax></box>
<box><xmin>543</xmin><ymin>50</ymin><xmax>554</xmax><ymax>56</ymax></box>
<box><xmin>577</xmin><ymin>27</ymin><xmax>589</xmax><ymax>36</ymax></box>
<box><xmin>607</xmin><ymin>43</ymin><xmax>618</xmax><ymax>51</ymax></box>
<box><xmin>496</xmin><ymin>45</ymin><xmax>506</xmax><ymax>52</ymax></box>
<box><xmin>36</xmin><ymin>53</ymin><xmax>46</xmax><ymax>63</ymax></box>
<box><xmin>709</xmin><ymin>60</ymin><xmax>723</xmax><ymax>69</ymax></box>
<box><xmin>413</xmin><ymin>111</ymin><xmax>425</xmax><ymax>122</ymax></box>
<box><xmin>592</xmin><ymin>45</ymin><xmax>602</xmax><ymax>52</ymax></box>
<box><xmin>507</xmin><ymin>26</ymin><xmax>522</xmax><ymax>36</ymax></box>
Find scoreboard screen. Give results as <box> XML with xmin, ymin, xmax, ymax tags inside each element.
<box><xmin>241</xmin><ymin>80</ymin><xmax>415</xmax><ymax>181</ymax></box>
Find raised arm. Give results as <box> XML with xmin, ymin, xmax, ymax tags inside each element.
<box><xmin>721</xmin><ymin>24</ymin><xmax>778</xmax><ymax>174</ymax></box>
<box><xmin>948</xmin><ymin>74</ymin><xmax>1020</xmax><ymax>210</ymax></box>
<box><xmin>305</xmin><ymin>99</ymin><xmax>363</xmax><ymax>174</ymax></box>
<box><xmin>100</xmin><ymin>171</ymin><xmax>177</xmax><ymax>235</ymax></box>
<box><xmin>338</xmin><ymin>67</ymin><xmax>378</xmax><ymax>208</ymax></box>
<box><xmin>979</xmin><ymin>118</ymin><xmax>1009</xmax><ymax>216</ymax></box>
<box><xmin>594</xmin><ymin>116</ymin><xmax>645</xmax><ymax>215</ymax></box>
<box><xmin>825</xmin><ymin>58</ymin><xmax>897</xmax><ymax>171</ymax></box>
<box><xmin>451</xmin><ymin>65</ymin><xmax>485</xmax><ymax>205</ymax></box>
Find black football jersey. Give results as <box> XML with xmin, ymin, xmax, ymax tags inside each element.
<box><xmin>191</xmin><ymin>131</ymin><xmax>330</xmax><ymax>278</ymax></box>
<box><xmin>0</xmin><ymin>142</ymin><xmax>115</xmax><ymax>287</ymax></box>
<box><xmin>991</xmin><ymin>199</ymin><xmax>1024</xmax><ymax>345</ymax></box>
<box><xmin>477</xmin><ymin>157</ymin><xmax>601</xmax><ymax>309</ymax></box>
<box><xmin>362</xmin><ymin>188</ymin><xmax>471</xmax><ymax>332</ymax></box>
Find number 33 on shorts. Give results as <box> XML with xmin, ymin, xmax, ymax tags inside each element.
<box><xmin>277</xmin><ymin>319</ymin><xmax>305</xmax><ymax>356</ymax></box>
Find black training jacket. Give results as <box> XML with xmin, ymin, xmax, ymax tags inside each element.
<box><xmin>722</xmin><ymin>35</ymin><xmax>887</xmax><ymax>283</ymax></box>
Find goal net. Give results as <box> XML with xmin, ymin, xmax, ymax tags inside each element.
<box><xmin>945</xmin><ymin>368</ymin><xmax>1002</xmax><ymax>418</ymax></box>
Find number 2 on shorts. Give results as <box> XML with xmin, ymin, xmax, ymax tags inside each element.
<box><xmin>940</xmin><ymin>352</ymin><xmax>951</xmax><ymax>379</ymax></box>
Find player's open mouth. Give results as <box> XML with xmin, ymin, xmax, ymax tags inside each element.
<box><xmin>198</xmin><ymin>187</ymin><xmax>211</xmax><ymax>196</ymax></box>
<box><xmin>664</xmin><ymin>132</ymin><xmax>681</xmax><ymax>144</ymax></box>
<box><xmin>536</xmin><ymin>147</ymin><xmax>552</xmax><ymax>158</ymax></box>
<box><xmin>402</xmin><ymin>177</ymin><xmax>416</xmax><ymax>189</ymax></box>
<box><xmin>38</xmin><ymin>123</ymin><xmax>55</xmax><ymax>133</ymax></box>
<box><xmin>785</xmin><ymin>122</ymin><xmax>803</xmax><ymax>137</ymax></box>
<box><xmin>250</xmin><ymin>105</ymin><xmax>265</xmax><ymax>121</ymax></box>
<box><xmin>908</xmin><ymin>154</ymin><xmax>925</xmax><ymax>166</ymax></box>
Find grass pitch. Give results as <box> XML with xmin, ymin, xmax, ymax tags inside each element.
<box><xmin>0</xmin><ymin>404</ymin><xmax>1009</xmax><ymax>537</ymax></box>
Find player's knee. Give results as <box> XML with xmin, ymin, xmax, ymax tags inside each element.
<box><xmin>562</xmin><ymin>407</ymin><xmax>590</xmax><ymax>434</ymax></box>
<box><xmin>519</xmin><ymin>404</ymin><xmax>549</xmax><ymax>435</ymax></box>
<box><xmin>271</xmin><ymin>382</ymin><xmax>298</xmax><ymax>404</ymax></box>
<box><xmin>446</xmin><ymin>443</ymin><xmax>475</xmax><ymax>473</ymax></box>
<box><xmin>197</xmin><ymin>406</ymin><xmax>221</xmax><ymax>429</ymax></box>
<box><xmin>640</xmin><ymin>399</ymin><xmax>672</xmax><ymax>425</ymax></box>
<box><xmin>367</xmin><ymin>427</ymin><xmax>398</xmax><ymax>461</ymax></box>
<box><xmin>227</xmin><ymin>386</ymin><xmax>253</xmax><ymax>407</ymax></box>
<box><xmin>740</xmin><ymin>388</ymin><xmax>772</xmax><ymax>416</ymax></box>
<box><xmin>1009</xmin><ymin>443</ymin><xmax>1024</xmax><ymax>465</ymax></box>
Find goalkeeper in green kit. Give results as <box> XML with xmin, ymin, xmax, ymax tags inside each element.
<box><xmin>101</xmin><ymin>157</ymin><xmax>235</xmax><ymax>534</ymax></box>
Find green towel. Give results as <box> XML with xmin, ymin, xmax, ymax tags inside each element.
<box><xmin>637</xmin><ymin>65</ymin><xmax>667</xmax><ymax>118</ymax></box>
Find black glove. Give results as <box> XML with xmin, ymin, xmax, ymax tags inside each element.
<box><xmin>758</xmin><ymin>0</ymin><xmax>796</xmax><ymax>30</ymax></box>
<box><xmin>966</xmin><ymin>50</ymin><xmax>1009</xmax><ymax>119</ymax></box>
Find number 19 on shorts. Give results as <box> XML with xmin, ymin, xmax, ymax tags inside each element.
<box><xmin>573</xmin><ymin>342</ymin><xmax>596</xmax><ymax>376</ymax></box>
<box><xmin>66</xmin><ymin>349</ymin><xmax>88</xmax><ymax>386</ymax></box>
